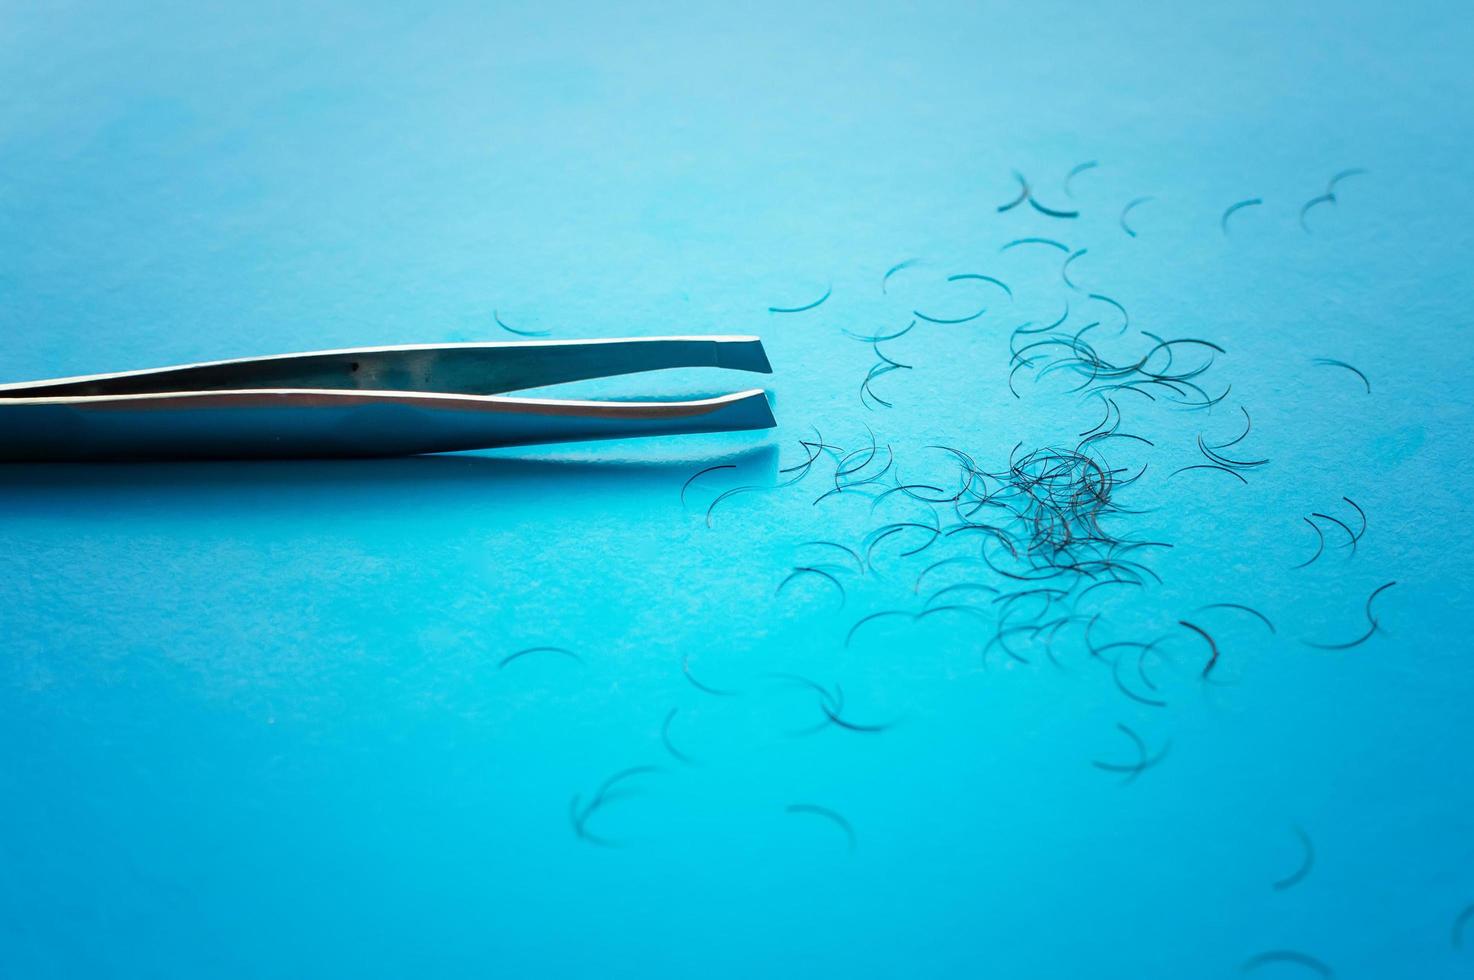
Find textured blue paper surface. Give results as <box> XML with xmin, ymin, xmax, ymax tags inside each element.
<box><xmin>3</xmin><ymin>2</ymin><xmax>1473</xmax><ymax>977</ymax></box>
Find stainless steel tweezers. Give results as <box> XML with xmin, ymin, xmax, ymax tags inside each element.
<box><xmin>0</xmin><ymin>336</ymin><xmax>775</xmax><ymax>460</ymax></box>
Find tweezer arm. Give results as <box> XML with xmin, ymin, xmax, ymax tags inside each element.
<box><xmin>0</xmin><ymin>336</ymin><xmax>772</xmax><ymax>399</ymax></box>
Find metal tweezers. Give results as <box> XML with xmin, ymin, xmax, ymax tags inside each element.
<box><xmin>0</xmin><ymin>336</ymin><xmax>775</xmax><ymax>461</ymax></box>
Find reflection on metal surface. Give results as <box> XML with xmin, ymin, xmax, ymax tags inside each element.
<box><xmin>0</xmin><ymin>337</ymin><xmax>776</xmax><ymax>460</ymax></box>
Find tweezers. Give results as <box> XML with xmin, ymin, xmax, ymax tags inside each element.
<box><xmin>0</xmin><ymin>336</ymin><xmax>775</xmax><ymax>461</ymax></box>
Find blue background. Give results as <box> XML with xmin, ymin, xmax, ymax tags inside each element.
<box><xmin>3</xmin><ymin>1</ymin><xmax>1473</xmax><ymax>977</ymax></box>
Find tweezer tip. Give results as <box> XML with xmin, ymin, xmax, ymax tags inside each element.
<box><xmin>717</xmin><ymin>337</ymin><xmax>773</xmax><ymax>375</ymax></box>
<box><xmin>719</xmin><ymin>389</ymin><xmax>776</xmax><ymax>430</ymax></box>
<box><xmin>751</xmin><ymin>391</ymin><xmax>777</xmax><ymax>428</ymax></box>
